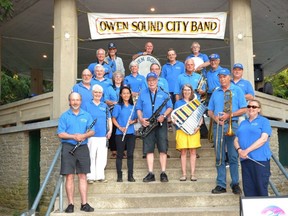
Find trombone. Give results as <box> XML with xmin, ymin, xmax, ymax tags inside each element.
<box><xmin>215</xmin><ymin>89</ymin><xmax>234</xmax><ymax>166</ymax></box>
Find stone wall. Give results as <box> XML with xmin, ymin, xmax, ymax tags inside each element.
<box><xmin>0</xmin><ymin>131</ymin><xmax>29</xmax><ymax>211</ymax></box>
<box><xmin>39</xmin><ymin>127</ymin><xmax>60</xmax><ymax>214</ymax></box>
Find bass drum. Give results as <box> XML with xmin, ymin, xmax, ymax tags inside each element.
<box><xmin>191</xmin><ymin>56</ymin><xmax>204</xmax><ymax>72</ymax></box>
<box><xmin>133</xmin><ymin>55</ymin><xmax>161</xmax><ymax>77</ymax></box>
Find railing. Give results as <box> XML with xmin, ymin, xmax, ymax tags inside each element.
<box><xmin>20</xmin><ymin>144</ymin><xmax>63</xmax><ymax>216</ymax></box>
<box><xmin>269</xmin><ymin>154</ymin><xmax>288</xmax><ymax>196</ymax></box>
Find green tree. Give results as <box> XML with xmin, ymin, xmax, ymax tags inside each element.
<box><xmin>265</xmin><ymin>68</ymin><xmax>288</xmax><ymax>99</ymax></box>
<box><xmin>0</xmin><ymin>0</ymin><xmax>14</xmax><ymax>21</ymax></box>
<box><xmin>0</xmin><ymin>70</ymin><xmax>31</xmax><ymax>105</ymax></box>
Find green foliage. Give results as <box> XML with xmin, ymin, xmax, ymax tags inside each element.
<box><xmin>0</xmin><ymin>0</ymin><xmax>14</xmax><ymax>21</ymax></box>
<box><xmin>1</xmin><ymin>70</ymin><xmax>31</xmax><ymax>105</ymax></box>
<box><xmin>265</xmin><ymin>68</ymin><xmax>288</xmax><ymax>99</ymax></box>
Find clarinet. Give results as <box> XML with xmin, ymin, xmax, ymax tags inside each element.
<box><xmin>69</xmin><ymin>119</ymin><xmax>97</xmax><ymax>155</ymax></box>
<box><xmin>138</xmin><ymin>87</ymin><xmax>170</xmax><ymax>138</ymax></box>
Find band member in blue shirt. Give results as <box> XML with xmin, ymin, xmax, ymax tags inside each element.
<box><xmin>112</xmin><ymin>86</ymin><xmax>137</xmax><ymax>182</ymax></box>
<box><xmin>136</xmin><ymin>72</ymin><xmax>173</xmax><ymax>183</ymax></box>
<box><xmin>234</xmin><ymin>99</ymin><xmax>272</xmax><ymax>196</ymax></box>
<box><xmin>208</xmin><ymin>68</ymin><xmax>247</xmax><ymax>195</ymax></box>
<box><xmin>58</xmin><ymin>92</ymin><xmax>95</xmax><ymax>213</ymax></box>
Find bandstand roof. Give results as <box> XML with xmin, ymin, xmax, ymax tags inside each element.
<box><xmin>1</xmin><ymin>0</ymin><xmax>288</xmax><ymax>80</ymax></box>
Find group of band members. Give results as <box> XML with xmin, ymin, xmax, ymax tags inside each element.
<box><xmin>57</xmin><ymin>40</ymin><xmax>272</xmax><ymax>212</ymax></box>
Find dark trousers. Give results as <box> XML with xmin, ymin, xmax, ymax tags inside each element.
<box><xmin>109</xmin><ymin>124</ymin><xmax>117</xmax><ymax>151</ymax></box>
<box><xmin>241</xmin><ymin>159</ymin><xmax>270</xmax><ymax>196</ymax></box>
<box><xmin>115</xmin><ymin>134</ymin><xmax>136</xmax><ymax>175</ymax></box>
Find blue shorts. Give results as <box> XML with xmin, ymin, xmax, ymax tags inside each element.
<box><xmin>143</xmin><ymin>120</ymin><xmax>168</xmax><ymax>154</ymax></box>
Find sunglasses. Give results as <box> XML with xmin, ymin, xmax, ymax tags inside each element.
<box><xmin>247</xmin><ymin>105</ymin><xmax>259</xmax><ymax>109</ymax></box>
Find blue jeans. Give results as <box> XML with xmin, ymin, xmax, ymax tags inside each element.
<box><xmin>213</xmin><ymin>121</ymin><xmax>239</xmax><ymax>189</ymax></box>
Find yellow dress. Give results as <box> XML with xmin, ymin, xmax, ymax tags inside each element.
<box><xmin>175</xmin><ymin>129</ymin><xmax>201</xmax><ymax>151</ymax></box>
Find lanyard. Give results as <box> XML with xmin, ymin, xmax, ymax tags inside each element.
<box><xmin>149</xmin><ymin>89</ymin><xmax>157</xmax><ymax>113</ymax></box>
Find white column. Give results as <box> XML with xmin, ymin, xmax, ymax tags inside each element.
<box><xmin>53</xmin><ymin>0</ymin><xmax>77</xmax><ymax>118</ymax></box>
<box><xmin>229</xmin><ymin>0</ymin><xmax>254</xmax><ymax>87</ymax></box>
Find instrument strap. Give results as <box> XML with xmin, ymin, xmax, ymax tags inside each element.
<box><xmin>149</xmin><ymin>89</ymin><xmax>158</xmax><ymax>113</ymax></box>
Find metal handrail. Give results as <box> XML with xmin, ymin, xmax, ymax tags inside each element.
<box><xmin>20</xmin><ymin>144</ymin><xmax>63</xmax><ymax>216</ymax></box>
<box><xmin>269</xmin><ymin>154</ymin><xmax>288</xmax><ymax>196</ymax></box>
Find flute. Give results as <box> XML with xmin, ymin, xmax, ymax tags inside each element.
<box><xmin>69</xmin><ymin>119</ymin><xmax>97</xmax><ymax>155</ymax></box>
<box><xmin>122</xmin><ymin>103</ymin><xmax>136</xmax><ymax>141</ymax></box>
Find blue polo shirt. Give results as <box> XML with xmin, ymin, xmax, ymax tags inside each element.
<box><xmin>103</xmin><ymin>86</ymin><xmax>117</xmax><ymax>103</ymax></box>
<box><xmin>141</xmin><ymin>77</ymin><xmax>169</xmax><ymax>93</ymax></box>
<box><xmin>206</xmin><ymin>66</ymin><xmax>223</xmax><ymax>93</ymax></box>
<box><xmin>231</xmin><ymin>78</ymin><xmax>255</xmax><ymax>98</ymax></box>
<box><xmin>112</xmin><ymin>103</ymin><xmax>137</xmax><ymax>135</ymax></box>
<box><xmin>72</xmin><ymin>82</ymin><xmax>93</xmax><ymax>108</ymax></box>
<box><xmin>208</xmin><ymin>83</ymin><xmax>247</xmax><ymax>120</ymax></box>
<box><xmin>161</xmin><ymin>61</ymin><xmax>185</xmax><ymax>93</ymax></box>
<box><xmin>124</xmin><ymin>74</ymin><xmax>146</xmax><ymax>93</ymax></box>
<box><xmin>186</xmin><ymin>53</ymin><xmax>209</xmax><ymax>77</ymax></box>
<box><xmin>82</xmin><ymin>101</ymin><xmax>111</xmax><ymax>137</ymax></box>
<box><xmin>174</xmin><ymin>72</ymin><xmax>204</xmax><ymax>99</ymax></box>
<box><xmin>136</xmin><ymin>87</ymin><xmax>173</xmax><ymax>118</ymax></box>
<box><xmin>88</xmin><ymin>62</ymin><xmax>113</xmax><ymax>79</ymax></box>
<box><xmin>91</xmin><ymin>78</ymin><xmax>112</xmax><ymax>88</ymax></box>
<box><xmin>57</xmin><ymin>109</ymin><xmax>94</xmax><ymax>145</ymax></box>
<box><xmin>236</xmin><ymin>115</ymin><xmax>272</xmax><ymax>161</ymax></box>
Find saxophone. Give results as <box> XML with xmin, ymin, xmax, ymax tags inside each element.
<box><xmin>138</xmin><ymin>88</ymin><xmax>170</xmax><ymax>138</ymax></box>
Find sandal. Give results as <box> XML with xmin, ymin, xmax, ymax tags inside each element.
<box><xmin>179</xmin><ymin>176</ymin><xmax>187</xmax><ymax>181</ymax></box>
<box><xmin>191</xmin><ymin>175</ymin><xmax>197</xmax><ymax>181</ymax></box>
<box><xmin>110</xmin><ymin>153</ymin><xmax>117</xmax><ymax>159</ymax></box>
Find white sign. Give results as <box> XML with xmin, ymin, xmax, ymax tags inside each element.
<box><xmin>88</xmin><ymin>12</ymin><xmax>227</xmax><ymax>40</ymax></box>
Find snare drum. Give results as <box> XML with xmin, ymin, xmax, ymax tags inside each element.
<box><xmin>133</xmin><ymin>55</ymin><xmax>161</xmax><ymax>77</ymax></box>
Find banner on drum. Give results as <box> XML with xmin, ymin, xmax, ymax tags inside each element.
<box><xmin>88</xmin><ymin>12</ymin><xmax>227</xmax><ymax>40</ymax></box>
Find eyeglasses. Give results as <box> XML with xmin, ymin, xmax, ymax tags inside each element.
<box><xmin>247</xmin><ymin>105</ymin><xmax>259</xmax><ymax>109</ymax></box>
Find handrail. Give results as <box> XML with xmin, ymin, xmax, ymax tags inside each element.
<box><xmin>268</xmin><ymin>154</ymin><xmax>288</xmax><ymax>196</ymax></box>
<box><xmin>20</xmin><ymin>144</ymin><xmax>63</xmax><ymax>216</ymax></box>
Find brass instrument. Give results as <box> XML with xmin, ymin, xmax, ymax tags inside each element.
<box><xmin>215</xmin><ymin>89</ymin><xmax>234</xmax><ymax>166</ymax></box>
<box><xmin>224</xmin><ymin>90</ymin><xmax>234</xmax><ymax>136</ymax></box>
<box><xmin>196</xmin><ymin>76</ymin><xmax>207</xmax><ymax>103</ymax></box>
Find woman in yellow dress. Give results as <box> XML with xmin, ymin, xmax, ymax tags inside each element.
<box><xmin>173</xmin><ymin>84</ymin><xmax>202</xmax><ymax>181</ymax></box>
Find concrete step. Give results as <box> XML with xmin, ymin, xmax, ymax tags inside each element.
<box><xmin>106</xmin><ymin>157</ymin><xmax>217</xmax><ymax>169</ymax></box>
<box><xmin>52</xmin><ymin>206</ymin><xmax>239</xmax><ymax>216</ymax></box>
<box><xmin>53</xmin><ymin>192</ymin><xmax>240</xmax><ymax>212</ymax></box>
<box><xmin>104</xmin><ymin>167</ymin><xmax>217</xmax><ymax>181</ymax></box>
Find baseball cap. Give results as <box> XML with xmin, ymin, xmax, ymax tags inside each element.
<box><xmin>108</xmin><ymin>42</ymin><xmax>116</xmax><ymax>49</ymax></box>
<box><xmin>218</xmin><ymin>68</ymin><xmax>231</xmax><ymax>76</ymax></box>
<box><xmin>146</xmin><ymin>72</ymin><xmax>158</xmax><ymax>80</ymax></box>
<box><xmin>233</xmin><ymin>63</ymin><xmax>243</xmax><ymax>70</ymax></box>
<box><xmin>209</xmin><ymin>53</ymin><xmax>220</xmax><ymax>60</ymax></box>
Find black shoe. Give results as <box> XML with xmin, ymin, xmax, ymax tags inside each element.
<box><xmin>196</xmin><ymin>153</ymin><xmax>200</xmax><ymax>158</ymax></box>
<box><xmin>142</xmin><ymin>155</ymin><xmax>146</xmax><ymax>159</ymax></box>
<box><xmin>143</xmin><ymin>172</ymin><xmax>155</xmax><ymax>182</ymax></box>
<box><xmin>160</xmin><ymin>172</ymin><xmax>169</xmax><ymax>182</ymax></box>
<box><xmin>232</xmin><ymin>184</ymin><xmax>242</xmax><ymax>195</ymax></box>
<box><xmin>65</xmin><ymin>204</ymin><xmax>74</xmax><ymax>213</ymax></box>
<box><xmin>128</xmin><ymin>175</ymin><xmax>136</xmax><ymax>182</ymax></box>
<box><xmin>211</xmin><ymin>186</ymin><xmax>227</xmax><ymax>194</ymax></box>
<box><xmin>117</xmin><ymin>178</ymin><xmax>123</xmax><ymax>182</ymax></box>
<box><xmin>80</xmin><ymin>203</ymin><xmax>94</xmax><ymax>212</ymax></box>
